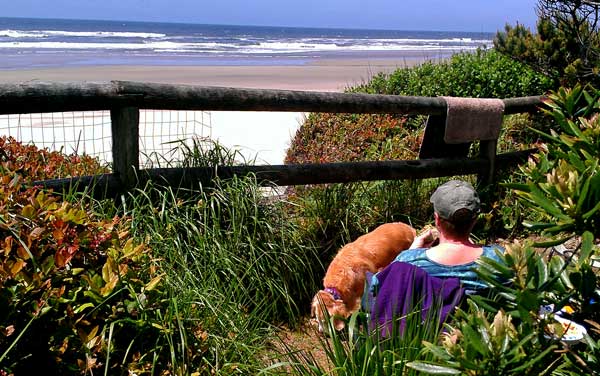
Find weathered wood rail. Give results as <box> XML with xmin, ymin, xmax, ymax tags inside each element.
<box><xmin>0</xmin><ymin>81</ymin><xmax>544</xmax><ymax>197</ymax></box>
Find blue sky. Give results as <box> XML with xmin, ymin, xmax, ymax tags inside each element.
<box><xmin>3</xmin><ymin>0</ymin><xmax>538</xmax><ymax>32</ymax></box>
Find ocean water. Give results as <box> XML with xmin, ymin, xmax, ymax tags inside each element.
<box><xmin>0</xmin><ymin>17</ymin><xmax>494</xmax><ymax>69</ymax></box>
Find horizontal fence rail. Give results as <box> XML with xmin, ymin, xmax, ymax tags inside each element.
<box><xmin>0</xmin><ymin>81</ymin><xmax>543</xmax><ymax>115</ymax></box>
<box><xmin>32</xmin><ymin>149</ymin><xmax>535</xmax><ymax>199</ymax></box>
<box><xmin>0</xmin><ymin>80</ymin><xmax>546</xmax><ymax>196</ymax></box>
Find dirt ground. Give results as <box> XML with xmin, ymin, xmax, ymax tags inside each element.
<box><xmin>266</xmin><ymin>318</ymin><xmax>333</xmax><ymax>372</ymax></box>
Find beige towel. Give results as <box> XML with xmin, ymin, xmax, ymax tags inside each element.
<box><xmin>442</xmin><ymin>96</ymin><xmax>505</xmax><ymax>144</ymax></box>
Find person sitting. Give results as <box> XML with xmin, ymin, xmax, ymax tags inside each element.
<box><xmin>365</xmin><ymin>179</ymin><xmax>505</xmax><ymax>335</ymax></box>
<box><xmin>394</xmin><ymin>179</ymin><xmax>505</xmax><ymax>294</ymax></box>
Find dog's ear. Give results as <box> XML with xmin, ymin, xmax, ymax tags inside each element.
<box><xmin>311</xmin><ymin>291</ymin><xmax>331</xmax><ymax>320</ymax></box>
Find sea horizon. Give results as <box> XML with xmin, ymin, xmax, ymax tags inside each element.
<box><xmin>0</xmin><ymin>15</ymin><xmax>498</xmax><ymax>35</ymax></box>
<box><xmin>0</xmin><ymin>16</ymin><xmax>494</xmax><ymax>69</ymax></box>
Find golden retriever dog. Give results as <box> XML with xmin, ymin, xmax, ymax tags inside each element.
<box><xmin>311</xmin><ymin>222</ymin><xmax>416</xmax><ymax>332</ymax></box>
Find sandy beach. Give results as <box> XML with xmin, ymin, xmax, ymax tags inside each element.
<box><xmin>0</xmin><ymin>57</ymin><xmax>422</xmax><ymax>91</ymax></box>
<box><xmin>0</xmin><ymin>57</ymin><xmax>427</xmax><ymax>165</ymax></box>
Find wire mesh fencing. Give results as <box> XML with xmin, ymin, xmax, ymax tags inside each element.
<box><xmin>138</xmin><ymin>109</ymin><xmax>212</xmax><ymax>168</ymax></box>
<box><xmin>0</xmin><ymin>110</ymin><xmax>212</xmax><ymax>170</ymax></box>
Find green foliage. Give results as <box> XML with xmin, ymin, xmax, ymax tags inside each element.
<box><xmin>116</xmin><ymin>139</ymin><xmax>324</xmax><ymax>374</ymax></box>
<box><xmin>506</xmin><ymin>85</ymin><xmax>600</xmax><ymax>239</ymax></box>
<box><xmin>285</xmin><ymin>49</ymin><xmax>552</xmax><ymax>243</ymax></box>
<box><xmin>287</xmin><ymin>179</ymin><xmax>441</xmax><ymax>262</ymax></box>
<box><xmin>285</xmin><ymin>113</ymin><xmax>417</xmax><ymax>164</ymax></box>
<box><xmin>274</xmin><ymin>307</ymin><xmax>443</xmax><ymax>375</ymax></box>
<box><xmin>495</xmin><ymin>1</ymin><xmax>600</xmax><ymax>87</ymax></box>
<box><xmin>0</xmin><ymin>136</ymin><xmax>108</xmax><ymax>180</ymax></box>
<box><xmin>411</xmin><ymin>306</ymin><xmax>558</xmax><ymax>376</ymax></box>
<box><xmin>0</xmin><ymin>137</ymin><xmax>324</xmax><ymax>374</ymax></box>
<box><xmin>287</xmin><ymin>49</ymin><xmax>552</xmax><ymax>168</ymax></box>
<box><xmin>0</xmin><ymin>139</ymin><xmax>165</xmax><ymax>375</ymax></box>
<box><xmin>415</xmin><ymin>238</ymin><xmax>600</xmax><ymax>375</ymax></box>
<box><xmin>353</xmin><ymin>49</ymin><xmax>553</xmax><ymax>98</ymax></box>
<box><xmin>143</xmin><ymin>136</ymin><xmax>251</xmax><ymax>168</ymax></box>
<box><xmin>129</xmin><ymin>176</ymin><xmax>322</xmax><ymax>326</ymax></box>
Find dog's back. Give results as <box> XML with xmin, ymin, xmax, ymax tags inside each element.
<box><xmin>350</xmin><ymin>222</ymin><xmax>416</xmax><ymax>269</ymax></box>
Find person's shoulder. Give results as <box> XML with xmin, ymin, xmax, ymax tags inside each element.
<box><xmin>395</xmin><ymin>247</ymin><xmax>428</xmax><ymax>262</ymax></box>
<box><xmin>482</xmin><ymin>244</ymin><xmax>506</xmax><ymax>260</ymax></box>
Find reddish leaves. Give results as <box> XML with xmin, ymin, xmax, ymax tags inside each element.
<box><xmin>285</xmin><ymin>113</ymin><xmax>420</xmax><ymax>164</ymax></box>
<box><xmin>0</xmin><ymin>137</ymin><xmax>159</xmax><ymax>373</ymax></box>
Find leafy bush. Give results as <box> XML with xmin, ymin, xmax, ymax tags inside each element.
<box><xmin>354</xmin><ymin>49</ymin><xmax>553</xmax><ymax>98</ymax></box>
<box><xmin>285</xmin><ymin>50</ymin><xmax>554</xmax><ymax>244</ymax></box>
<box><xmin>286</xmin><ymin>113</ymin><xmax>417</xmax><ymax>164</ymax></box>
<box><xmin>507</xmin><ymin>85</ymin><xmax>600</xmax><ymax>240</ymax></box>
<box><xmin>0</xmin><ymin>137</ymin><xmax>329</xmax><ymax>374</ymax></box>
<box><xmin>0</xmin><ymin>139</ymin><xmax>166</xmax><ymax>374</ymax></box>
<box><xmin>288</xmin><ymin>49</ymin><xmax>553</xmax><ymax>167</ymax></box>
<box><xmin>0</xmin><ymin>136</ymin><xmax>108</xmax><ymax>180</ymax></box>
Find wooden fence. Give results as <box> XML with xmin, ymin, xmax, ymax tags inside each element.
<box><xmin>0</xmin><ymin>80</ymin><xmax>544</xmax><ymax>197</ymax></box>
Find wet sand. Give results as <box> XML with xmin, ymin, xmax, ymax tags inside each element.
<box><xmin>0</xmin><ymin>57</ymin><xmax>428</xmax><ymax>91</ymax></box>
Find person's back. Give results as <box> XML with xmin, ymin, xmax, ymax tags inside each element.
<box><xmin>394</xmin><ymin>244</ymin><xmax>504</xmax><ymax>293</ymax></box>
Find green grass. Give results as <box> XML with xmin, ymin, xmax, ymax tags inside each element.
<box><xmin>20</xmin><ymin>138</ymin><xmax>328</xmax><ymax>374</ymax></box>
<box><xmin>110</xmin><ymin>140</ymin><xmax>460</xmax><ymax>374</ymax></box>
<box><xmin>270</xmin><ymin>303</ymin><xmax>445</xmax><ymax>375</ymax></box>
<box><xmin>103</xmin><ymin>140</ymin><xmax>323</xmax><ymax>373</ymax></box>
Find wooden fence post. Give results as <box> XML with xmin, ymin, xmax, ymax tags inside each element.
<box><xmin>478</xmin><ymin>139</ymin><xmax>497</xmax><ymax>185</ymax></box>
<box><xmin>110</xmin><ymin>107</ymin><xmax>139</xmax><ymax>191</ymax></box>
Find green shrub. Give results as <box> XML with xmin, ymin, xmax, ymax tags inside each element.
<box><xmin>0</xmin><ymin>136</ymin><xmax>108</xmax><ymax>179</ymax></box>
<box><xmin>288</xmin><ymin>49</ymin><xmax>553</xmax><ymax>167</ymax></box>
<box><xmin>0</xmin><ymin>139</ymin><xmax>165</xmax><ymax>375</ymax></box>
<box><xmin>495</xmin><ymin>1</ymin><xmax>600</xmax><ymax>87</ymax></box>
<box><xmin>0</xmin><ymin>137</ymin><xmax>330</xmax><ymax>374</ymax></box>
<box><xmin>285</xmin><ymin>50</ymin><xmax>554</xmax><ymax>242</ymax></box>
<box><xmin>285</xmin><ymin>113</ymin><xmax>418</xmax><ymax>164</ymax></box>
<box><xmin>353</xmin><ymin>49</ymin><xmax>553</xmax><ymax>98</ymax></box>
<box><xmin>507</xmin><ymin>85</ymin><xmax>600</xmax><ymax>240</ymax></box>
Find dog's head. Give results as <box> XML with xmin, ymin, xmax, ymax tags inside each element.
<box><xmin>310</xmin><ymin>290</ymin><xmax>351</xmax><ymax>333</ymax></box>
